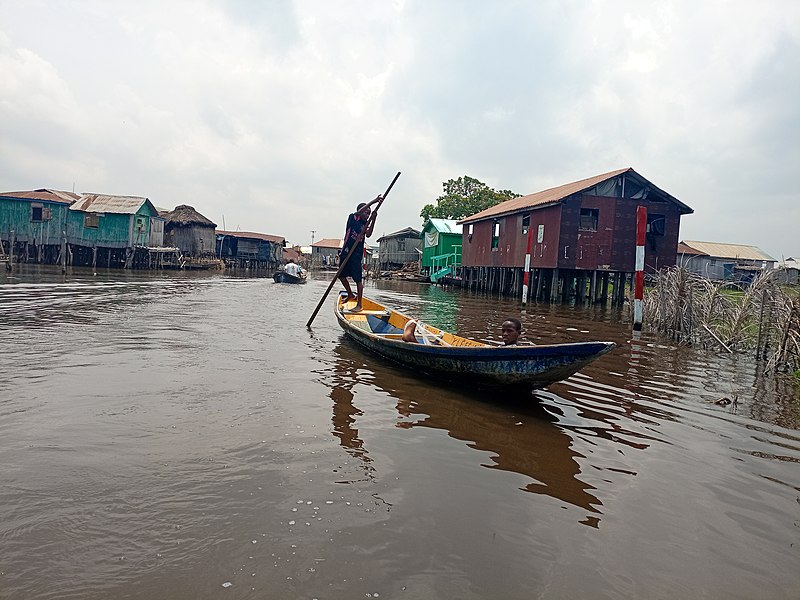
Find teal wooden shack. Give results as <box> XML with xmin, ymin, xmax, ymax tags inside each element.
<box><xmin>67</xmin><ymin>194</ymin><xmax>164</xmax><ymax>267</ymax></box>
<box><xmin>0</xmin><ymin>189</ymin><xmax>80</xmax><ymax>262</ymax></box>
<box><xmin>421</xmin><ymin>218</ymin><xmax>462</xmax><ymax>280</ymax></box>
<box><xmin>68</xmin><ymin>194</ymin><xmax>162</xmax><ymax>248</ymax></box>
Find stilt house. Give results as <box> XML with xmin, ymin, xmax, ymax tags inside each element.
<box><xmin>0</xmin><ymin>189</ymin><xmax>80</xmax><ymax>263</ymax></box>
<box><xmin>161</xmin><ymin>205</ymin><xmax>217</xmax><ymax>256</ymax></box>
<box><xmin>311</xmin><ymin>238</ymin><xmax>343</xmax><ymax>267</ymax></box>
<box><xmin>216</xmin><ymin>230</ymin><xmax>284</xmax><ymax>270</ymax></box>
<box><xmin>458</xmin><ymin>168</ymin><xmax>693</xmax><ymax>303</ymax></box>
<box><xmin>678</xmin><ymin>240</ymin><xmax>776</xmax><ymax>283</ymax></box>
<box><xmin>421</xmin><ymin>218</ymin><xmax>462</xmax><ymax>279</ymax></box>
<box><xmin>376</xmin><ymin>227</ymin><xmax>421</xmax><ymax>269</ymax></box>
<box><xmin>67</xmin><ymin>194</ymin><xmax>165</xmax><ymax>268</ymax></box>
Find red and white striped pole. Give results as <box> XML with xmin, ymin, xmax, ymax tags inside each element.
<box><xmin>521</xmin><ymin>218</ymin><xmax>535</xmax><ymax>304</ymax></box>
<box><xmin>633</xmin><ymin>205</ymin><xmax>647</xmax><ymax>331</ymax></box>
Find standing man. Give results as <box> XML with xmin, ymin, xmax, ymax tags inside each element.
<box><xmin>339</xmin><ymin>195</ymin><xmax>382</xmax><ymax>311</ymax></box>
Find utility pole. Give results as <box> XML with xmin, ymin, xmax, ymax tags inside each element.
<box><xmin>310</xmin><ymin>230</ymin><xmax>316</xmax><ymax>245</ymax></box>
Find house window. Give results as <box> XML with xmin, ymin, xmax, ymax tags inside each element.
<box><xmin>491</xmin><ymin>221</ymin><xmax>500</xmax><ymax>250</ymax></box>
<box><xmin>579</xmin><ymin>208</ymin><xmax>598</xmax><ymax>231</ymax></box>
<box><xmin>84</xmin><ymin>213</ymin><xmax>99</xmax><ymax>228</ymax></box>
<box><xmin>522</xmin><ymin>215</ymin><xmax>530</xmax><ymax>235</ymax></box>
<box><xmin>397</xmin><ymin>238</ymin><xmax>406</xmax><ymax>251</ymax></box>
<box><xmin>467</xmin><ymin>224</ymin><xmax>473</xmax><ymax>242</ymax></box>
<box><xmin>647</xmin><ymin>214</ymin><xmax>666</xmax><ymax>236</ymax></box>
<box><xmin>31</xmin><ymin>204</ymin><xmax>52</xmax><ymax>222</ymax></box>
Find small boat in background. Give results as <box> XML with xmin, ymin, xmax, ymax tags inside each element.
<box><xmin>335</xmin><ymin>294</ymin><xmax>615</xmax><ymax>389</ymax></box>
<box><xmin>273</xmin><ymin>270</ymin><xmax>307</xmax><ymax>284</ymax></box>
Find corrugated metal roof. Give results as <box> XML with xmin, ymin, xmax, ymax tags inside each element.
<box><xmin>312</xmin><ymin>238</ymin><xmax>343</xmax><ymax>249</ymax></box>
<box><xmin>681</xmin><ymin>240</ymin><xmax>776</xmax><ymax>262</ymax></box>
<box><xmin>69</xmin><ymin>194</ymin><xmax>150</xmax><ymax>214</ymax></box>
<box><xmin>311</xmin><ymin>238</ymin><xmax>372</xmax><ymax>250</ymax></box>
<box><xmin>426</xmin><ymin>218</ymin><xmax>462</xmax><ymax>234</ymax></box>
<box><xmin>0</xmin><ymin>189</ymin><xmax>80</xmax><ymax>204</ymax></box>
<box><xmin>216</xmin><ymin>230</ymin><xmax>284</xmax><ymax>244</ymax></box>
<box><xmin>459</xmin><ymin>167</ymin><xmax>692</xmax><ymax>224</ymax></box>
<box><xmin>377</xmin><ymin>227</ymin><xmax>421</xmax><ymax>242</ymax></box>
<box><xmin>677</xmin><ymin>242</ymin><xmax>707</xmax><ymax>256</ymax></box>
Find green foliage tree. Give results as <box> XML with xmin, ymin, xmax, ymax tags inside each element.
<box><xmin>420</xmin><ymin>176</ymin><xmax>521</xmax><ymax>222</ymax></box>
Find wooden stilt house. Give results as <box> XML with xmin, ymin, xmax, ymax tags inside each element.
<box><xmin>458</xmin><ymin>168</ymin><xmax>693</xmax><ymax>303</ymax></box>
<box><xmin>161</xmin><ymin>205</ymin><xmax>217</xmax><ymax>256</ymax></box>
<box><xmin>421</xmin><ymin>218</ymin><xmax>463</xmax><ymax>281</ymax></box>
<box><xmin>216</xmin><ymin>230</ymin><xmax>284</xmax><ymax>272</ymax></box>
<box><xmin>0</xmin><ymin>189</ymin><xmax>80</xmax><ymax>264</ymax></box>
<box><xmin>376</xmin><ymin>227</ymin><xmax>421</xmax><ymax>270</ymax></box>
<box><xmin>68</xmin><ymin>194</ymin><xmax>165</xmax><ymax>268</ymax></box>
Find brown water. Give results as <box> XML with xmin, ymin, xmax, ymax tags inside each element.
<box><xmin>1</xmin><ymin>266</ymin><xmax>798</xmax><ymax>600</ymax></box>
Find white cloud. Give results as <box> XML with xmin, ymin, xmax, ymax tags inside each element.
<box><xmin>0</xmin><ymin>1</ymin><xmax>797</xmax><ymax>255</ymax></box>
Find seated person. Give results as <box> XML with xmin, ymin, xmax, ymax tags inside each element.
<box><xmin>402</xmin><ymin>320</ymin><xmax>418</xmax><ymax>343</ymax></box>
<box><xmin>284</xmin><ymin>259</ymin><xmax>299</xmax><ymax>276</ymax></box>
<box><xmin>501</xmin><ymin>318</ymin><xmax>522</xmax><ymax>346</ymax></box>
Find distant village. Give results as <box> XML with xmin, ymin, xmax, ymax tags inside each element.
<box><xmin>1</xmin><ymin>167</ymin><xmax>797</xmax><ymax>301</ymax></box>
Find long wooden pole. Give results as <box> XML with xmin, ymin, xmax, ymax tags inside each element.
<box><xmin>306</xmin><ymin>171</ymin><xmax>401</xmax><ymax>327</ymax></box>
<box><xmin>633</xmin><ymin>205</ymin><xmax>647</xmax><ymax>331</ymax></box>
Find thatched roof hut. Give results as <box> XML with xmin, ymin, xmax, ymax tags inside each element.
<box><xmin>161</xmin><ymin>205</ymin><xmax>217</xmax><ymax>229</ymax></box>
<box><xmin>161</xmin><ymin>205</ymin><xmax>217</xmax><ymax>256</ymax></box>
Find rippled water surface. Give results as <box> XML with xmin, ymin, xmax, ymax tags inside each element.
<box><xmin>1</xmin><ymin>267</ymin><xmax>799</xmax><ymax>600</ymax></box>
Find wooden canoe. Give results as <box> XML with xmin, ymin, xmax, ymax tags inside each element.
<box><xmin>273</xmin><ymin>270</ymin><xmax>307</xmax><ymax>284</ymax></box>
<box><xmin>335</xmin><ymin>294</ymin><xmax>615</xmax><ymax>388</ymax></box>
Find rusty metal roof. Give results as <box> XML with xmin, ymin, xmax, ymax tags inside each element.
<box><xmin>0</xmin><ymin>189</ymin><xmax>81</xmax><ymax>204</ymax></box>
<box><xmin>312</xmin><ymin>238</ymin><xmax>343</xmax><ymax>249</ymax></box>
<box><xmin>310</xmin><ymin>238</ymin><xmax>373</xmax><ymax>250</ymax></box>
<box><xmin>69</xmin><ymin>194</ymin><xmax>151</xmax><ymax>214</ymax></box>
<box><xmin>216</xmin><ymin>230</ymin><xmax>285</xmax><ymax>244</ymax></box>
<box><xmin>459</xmin><ymin>167</ymin><xmax>692</xmax><ymax>224</ymax></box>
<box><xmin>680</xmin><ymin>240</ymin><xmax>776</xmax><ymax>262</ymax></box>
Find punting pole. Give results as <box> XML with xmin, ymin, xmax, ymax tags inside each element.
<box><xmin>633</xmin><ymin>205</ymin><xmax>647</xmax><ymax>331</ymax></box>
<box><xmin>521</xmin><ymin>217</ymin><xmax>534</xmax><ymax>304</ymax></box>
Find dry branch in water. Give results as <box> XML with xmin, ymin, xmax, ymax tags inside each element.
<box><xmin>643</xmin><ymin>268</ymin><xmax>800</xmax><ymax>374</ymax></box>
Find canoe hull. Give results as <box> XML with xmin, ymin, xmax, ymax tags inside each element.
<box><xmin>273</xmin><ymin>271</ymin><xmax>307</xmax><ymax>284</ymax></box>
<box><xmin>335</xmin><ymin>295</ymin><xmax>615</xmax><ymax>388</ymax></box>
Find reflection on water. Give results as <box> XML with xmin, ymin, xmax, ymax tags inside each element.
<box><xmin>327</xmin><ymin>339</ymin><xmax>605</xmax><ymax>522</ymax></box>
<box><xmin>2</xmin><ymin>268</ymin><xmax>799</xmax><ymax>600</ymax></box>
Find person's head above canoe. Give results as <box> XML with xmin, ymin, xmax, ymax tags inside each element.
<box><xmin>501</xmin><ymin>318</ymin><xmax>522</xmax><ymax>346</ymax></box>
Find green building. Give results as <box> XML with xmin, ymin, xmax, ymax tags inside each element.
<box><xmin>421</xmin><ymin>218</ymin><xmax>462</xmax><ymax>280</ymax></box>
<box><xmin>0</xmin><ymin>189</ymin><xmax>81</xmax><ymax>262</ymax></box>
<box><xmin>67</xmin><ymin>194</ymin><xmax>163</xmax><ymax>249</ymax></box>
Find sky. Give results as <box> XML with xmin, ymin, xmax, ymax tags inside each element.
<box><xmin>1</xmin><ymin>0</ymin><xmax>798</xmax><ymax>260</ymax></box>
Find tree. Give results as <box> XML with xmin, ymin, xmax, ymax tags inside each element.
<box><xmin>420</xmin><ymin>176</ymin><xmax>521</xmax><ymax>222</ymax></box>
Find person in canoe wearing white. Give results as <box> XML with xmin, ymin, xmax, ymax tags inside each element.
<box><xmin>284</xmin><ymin>259</ymin><xmax>301</xmax><ymax>277</ymax></box>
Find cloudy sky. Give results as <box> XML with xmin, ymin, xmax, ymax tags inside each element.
<box><xmin>1</xmin><ymin>0</ymin><xmax>798</xmax><ymax>259</ymax></box>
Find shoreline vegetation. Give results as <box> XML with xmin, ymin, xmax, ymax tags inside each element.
<box><xmin>644</xmin><ymin>268</ymin><xmax>800</xmax><ymax>377</ymax></box>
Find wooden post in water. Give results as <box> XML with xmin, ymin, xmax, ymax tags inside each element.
<box><xmin>633</xmin><ymin>205</ymin><xmax>647</xmax><ymax>331</ymax></box>
<box><xmin>521</xmin><ymin>219</ymin><xmax>534</xmax><ymax>304</ymax></box>
<box><xmin>60</xmin><ymin>231</ymin><xmax>67</xmax><ymax>274</ymax></box>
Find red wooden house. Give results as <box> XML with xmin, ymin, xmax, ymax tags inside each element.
<box><xmin>458</xmin><ymin>168</ymin><xmax>693</xmax><ymax>303</ymax></box>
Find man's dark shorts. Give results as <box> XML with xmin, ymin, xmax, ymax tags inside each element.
<box><xmin>340</xmin><ymin>253</ymin><xmax>363</xmax><ymax>283</ymax></box>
